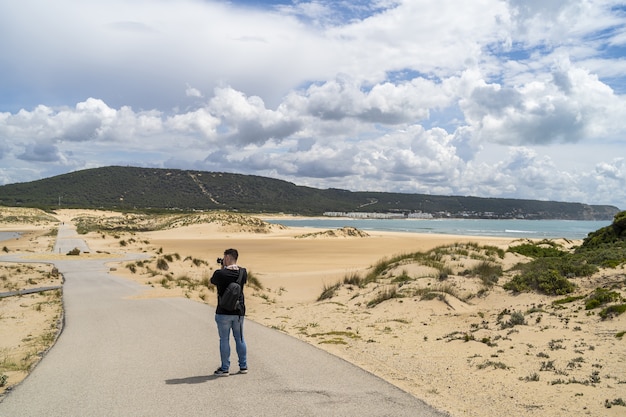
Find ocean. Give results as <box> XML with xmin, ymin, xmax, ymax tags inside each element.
<box><xmin>264</xmin><ymin>218</ymin><xmax>612</xmax><ymax>240</ymax></box>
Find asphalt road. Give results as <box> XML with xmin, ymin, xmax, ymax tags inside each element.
<box><xmin>0</xmin><ymin>225</ymin><xmax>448</xmax><ymax>417</ymax></box>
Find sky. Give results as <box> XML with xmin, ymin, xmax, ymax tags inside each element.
<box><xmin>1</xmin><ymin>0</ymin><xmax>625</xmax><ymax>209</ymax></box>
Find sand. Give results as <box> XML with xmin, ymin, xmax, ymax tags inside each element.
<box><xmin>1</xmin><ymin>208</ymin><xmax>625</xmax><ymax>416</ymax></box>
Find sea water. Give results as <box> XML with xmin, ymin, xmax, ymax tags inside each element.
<box><xmin>264</xmin><ymin>218</ymin><xmax>612</xmax><ymax>240</ymax></box>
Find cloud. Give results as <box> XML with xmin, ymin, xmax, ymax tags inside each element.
<box><xmin>185</xmin><ymin>85</ymin><xmax>203</xmax><ymax>99</ymax></box>
<box><xmin>18</xmin><ymin>143</ymin><xmax>62</xmax><ymax>163</ymax></box>
<box><xmin>0</xmin><ymin>0</ymin><xmax>626</xmax><ymax>209</ymax></box>
<box><xmin>461</xmin><ymin>62</ymin><xmax>626</xmax><ymax>146</ymax></box>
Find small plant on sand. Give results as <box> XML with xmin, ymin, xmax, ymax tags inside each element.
<box><xmin>343</xmin><ymin>272</ymin><xmax>363</xmax><ymax>286</ymax></box>
<box><xmin>191</xmin><ymin>257</ymin><xmax>207</xmax><ymax>267</ymax></box>
<box><xmin>498</xmin><ymin>310</ymin><xmax>526</xmax><ymax>329</ymax></box>
<box><xmin>599</xmin><ymin>303</ymin><xmax>626</xmax><ymax>320</ymax></box>
<box><xmin>246</xmin><ymin>271</ymin><xmax>263</xmax><ymax>290</ymax></box>
<box><xmin>318</xmin><ymin>282</ymin><xmax>341</xmax><ymax>301</ymax></box>
<box><xmin>605</xmin><ymin>398</ymin><xmax>626</xmax><ymax>408</ymax></box>
<box><xmin>392</xmin><ymin>270</ymin><xmax>413</xmax><ymax>283</ymax></box>
<box><xmin>156</xmin><ymin>257</ymin><xmax>169</xmax><ymax>271</ymax></box>
<box><xmin>548</xmin><ymin>339</ymin><xmax>565</xmax><ymax>350</ymax></box>
<box><xmin>477</xmin><ymin>360</ymin><xmax>508</xmax><ymax>370</ymax></box>
<box><xmin>504</xmin><ymin>267</ymin><xmax>576</xmax><ymax>295</ymax></box>
<box><xmin>367</xmin><ymin>286</ymin><xmax>400</xmax><ymax>307</ymax></box>
<box><xmin>0</xmin><ymin>373</ymin><xmax>7</xmax><ymax>387</ymax></box>
<box><xmin>585</xmin><ymin>288</ymin><xmax>621</xmax><ymax>310</ymax></box>
<box><xmin>553</xmin><ymin>295</ymin><xmax>585</xmax><ymax>305</ymax></box>
<box><xmin>66</xmin><ymin>247</ymin><xmax>81</xmax><ymax>256</ymax></box>
<box><xmin>471</xmin><ymin>261</ymin><xmax>503</xmax><ymax>286</ymax></box>
<box><xmin>521</xmin><ymin>372</ymin><xmax>540</xmax><ymax>382</ymax></box>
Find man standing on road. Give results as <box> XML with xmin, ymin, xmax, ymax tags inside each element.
<box><xmin>210</xmin><ymin>248</ymin><xmax>248</xmax><ymax>376</ymax></box>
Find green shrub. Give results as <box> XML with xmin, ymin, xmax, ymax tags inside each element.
<box><xmin>581</xmin><ymin>211</ymin><xmax>626</xmax><ymax>248</ymax></box>
<box><xmin>599</xmin><ymin>304</ymin><xmax>626</xmax><ymax>320</ymax></box>
<box><xmin>574</xmin><ymin>246</ymin><xmax>626</xmax><ymax>268</ymax></box>
<box><xmin>585</xmin><ymin>288</ymin><xmax>620</xmax><ymax>310</ymax></box>
<box><xmin>508</xmin><ymin>243</ymin><xmax>567</xmax><ymax>258</ymax></box>
<box><xmin>500</xmin><ymin>310</ymin><xmax>526</xmax><ymax>329</ymax></box>
<box><xmin>504</xmin><ymin>269</ymin><xmax>575</xmax><ymax>295</ymax></box>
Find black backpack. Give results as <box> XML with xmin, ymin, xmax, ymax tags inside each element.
<box><xmin>218</xmin><ymin>268</ymin><xmax>245</xmax><ymax>312</ymax></box>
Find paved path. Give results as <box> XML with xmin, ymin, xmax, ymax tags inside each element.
<box><xmin>0</xmin><ymin>225</ymin><xmax>448</xmax><ymax>417</ymax></box>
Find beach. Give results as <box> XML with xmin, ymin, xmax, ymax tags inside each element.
<box><xmin>1</xmin><ymin>208</ymin><xmax>625</xmax><ymax>416</ymax></box>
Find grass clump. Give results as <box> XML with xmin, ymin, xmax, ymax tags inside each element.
<box><xmin>508</xmin><ymin>241</ymin><xmax>568</xmax><ymax>258</ymax></box>
<box><xmin>156</xmin><ymin>258</ymin><xmax>169</xmax><ymax>271</ymax></box>
<box><xmin>504</xmin><ymin>267</ymin><xmax>576</xmax><ymax>295</ymax></box>
<box><xmin>343</xmin><ymin>272</ymin><xmax>363</xmax><ymax>286</ymax></box>
<box><xmin>498</xmin><ymin>310</ymin><xmax>526</xmax><ymax>329</ymax></box>
<box><xmin>367</xmin><ymin>286</ymin><xmax>400</xmax><ymax>307</ymax></box>
<box><xmin>553</xmin><ymin>295</ymin><xmax>585</xmax><ymax>305</ymax></box>
<box><xmin>585</xmin><ymin>288</ymin><xmax>621</xmax><ymax>310</ymax></box>
<box><xmin>246</xmin><ymin>271</ymin><xmax>263</xmax><ymax>291</ymax></box>
<box><xmin>605</xmin><ymin>398</ymin><xmax>626</xmax><ymax>408</ymax></box>
<box><xmin>317</xmin><ymin>282</ymin><xmax>341</xmax><ymax>301</ymax></box>
<box><xmin>477</xmin><ymin>360</ymin><xmax>509</xmax><ymax>370</ymax></box>
<box><xmin>599</xmin><ymin>304</ymin><xmax>626</xmax><ymax>320</ymax></box>
<box><xmin>471</xmin><ymin>261</ymin><xmax>502</xmax><ymax>286</ymax></box>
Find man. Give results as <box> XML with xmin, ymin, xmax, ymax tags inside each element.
<box><xmin>210</xmin><ymin>248</ymin><xmax>248</xmax><ymax>376</ymax></box>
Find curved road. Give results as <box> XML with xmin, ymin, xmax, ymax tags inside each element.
<box><xmin>0</xmin><ymin>225</ymin><xmax>448</xmax><ymax>417</ymax></box>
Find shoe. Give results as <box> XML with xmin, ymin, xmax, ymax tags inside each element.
<box><xmin>214</xmin><ymin>368</ymin><xmax>229</xmax><ymax>377</ymax></box>
<box><xmin>239</xmin><ymin>367</ymin><xmax>248</xmax><ymax>374</ymax></box>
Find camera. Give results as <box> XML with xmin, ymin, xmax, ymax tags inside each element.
<box><xmin>217</xmin><ymin>257</ymin><xmax>224</xmax><ymax>265</ymax></box>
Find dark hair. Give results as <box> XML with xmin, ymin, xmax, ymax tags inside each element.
<box><xmin>224</xmin><ymin>248</ymin><xmax>238</xmax><ymax>260</ymax></box>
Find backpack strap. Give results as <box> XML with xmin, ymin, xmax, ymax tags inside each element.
<box><xmin>236</xmin><ymin>268</ymin><xmax>245</xmax><ymax>285</ymax></box>
<box><xmin>236</xmin><ymin>268</ymin><xmax>245</xmax><ymax>316</ymax></box>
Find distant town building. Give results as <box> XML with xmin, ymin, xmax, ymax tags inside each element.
<box><xmin>323</xmin><ymin>211</ymin><xmax>433</xmax><ymax>219</ymax></box>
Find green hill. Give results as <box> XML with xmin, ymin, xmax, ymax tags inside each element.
<box><xmin>0</xmin><ymin>166</ymin><xmax>619</xmax><ymax>220</ymax></box>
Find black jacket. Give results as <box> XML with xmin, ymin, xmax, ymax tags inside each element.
<box><xmin>210</xmin><ymin>267</ymin><xmax>247</xmax><ymax>315</ymax></box>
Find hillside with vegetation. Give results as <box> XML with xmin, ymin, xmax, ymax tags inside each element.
<box><xmin>0</xmin><ymin>166</ymin><xmax>619</xmax><ymax>219</ymax></box>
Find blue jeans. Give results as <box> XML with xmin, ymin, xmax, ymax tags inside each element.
<box><xmin>215</xmin><ymin>314</ymin><xmax>247</xmax><ymax>371</ymax></box>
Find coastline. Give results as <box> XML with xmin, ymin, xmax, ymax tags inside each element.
<box><xmin>257</xmin><ymin>215</ymin><xmax>610</xmax><ymax>240</ymax></box>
